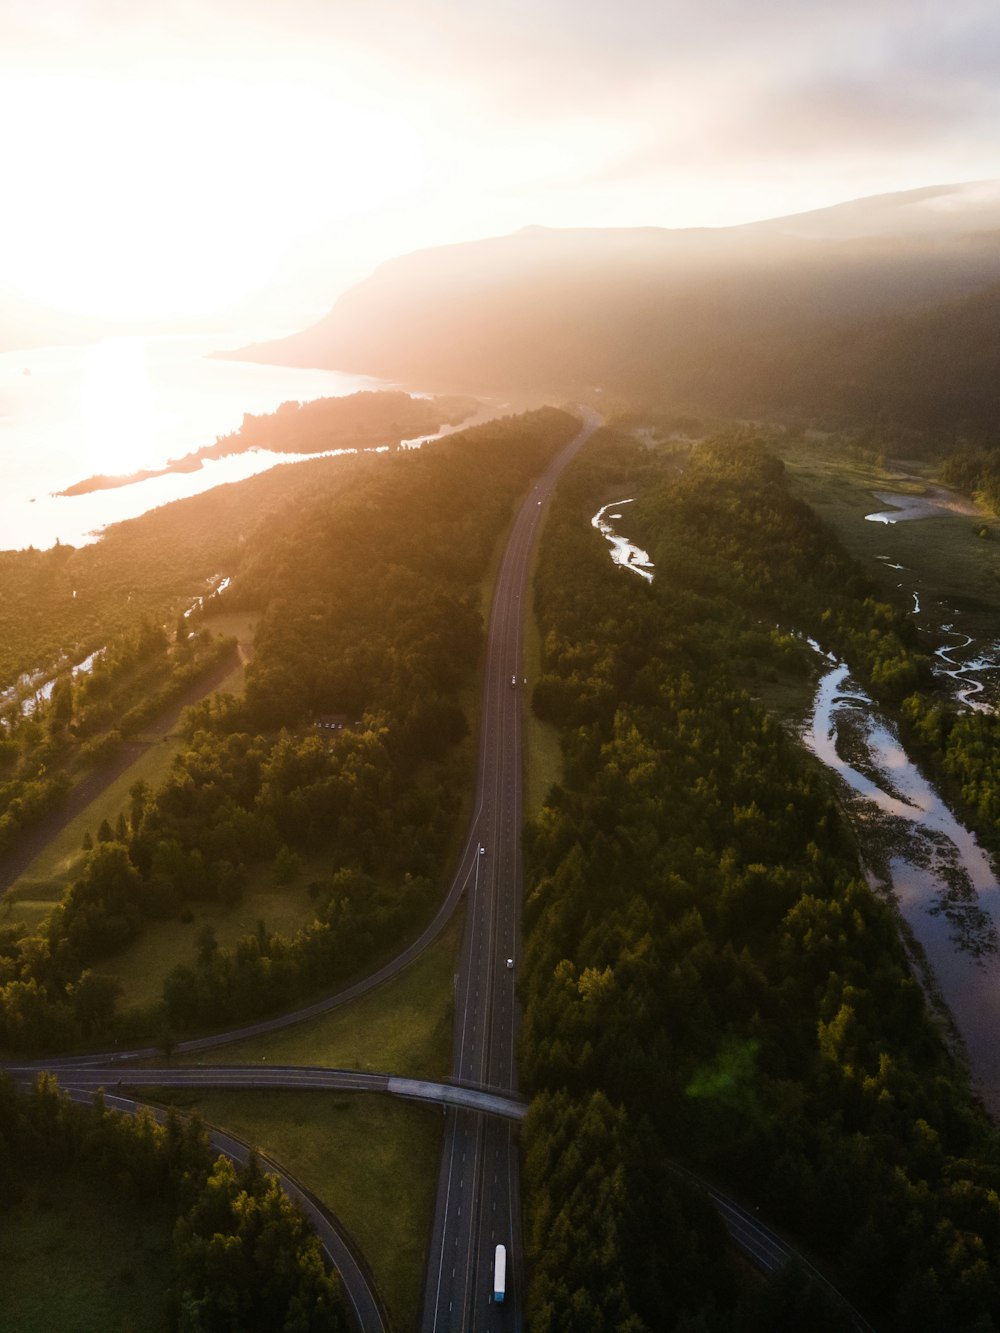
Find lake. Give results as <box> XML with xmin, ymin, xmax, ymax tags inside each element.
<box><xmin>0</xmin><ymin>332</ymin><xmax>389</xmax><ymax>552</ymax></box>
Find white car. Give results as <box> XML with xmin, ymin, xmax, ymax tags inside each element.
<box><xmin>479</xmin><ymin>845</ymin><xmax>486</xmax><ymax>856</ymax></box>
<box><xmin>505</xmin><ymin>958</ymin><xmax>514</xmax><ymax>970</ymax></box>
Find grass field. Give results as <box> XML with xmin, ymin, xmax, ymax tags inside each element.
<box><xmin>104</xmin><ymin>858</ymin><xmax>325</xmax><ymax>1011</ymax></box>
<box><xmin>182</xmin><ymin>907</ymin><xmax>461</xmax><ymax>1078</ymax></box>
<box><xmin>0</xmin><ymin>493</ymin><xmax>522</xmax><ymax>1331</ymax></box>
<box><xmin>1</xmin><ymin>619</ymin><xmax>259</xmax><ymax>1003</ymax></box>
<box><xmin>782</xmin><ymin>441</ymin><xmax>1000</xmax><ymax>650</ymax></box>
<box><xmin>198</xmin><ymin>609</ymin><xmax>259</xmax><ymax>645</ymax></box>
<box><xmin>0</xmin><ymin>1169</ymin><xmax>173</xmax><ymax>1333</ymax></box>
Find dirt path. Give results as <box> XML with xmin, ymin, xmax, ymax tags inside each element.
<box><xmin>0</xmin><ymin>647</ymin><xmax>245</xmax><ymax>899</ymax></box>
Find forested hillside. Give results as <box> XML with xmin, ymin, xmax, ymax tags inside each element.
<box><xmin>0</xmin><ymin>388</ymin><xmax>480</xmax><ymax>690</ymax></box>
<box><xmin>522</xmin><ymin>429</ymin><xmax>1000</xmax><ymax>1331</ymax></box>
<box><xmin>0</xmin><ymin>409</ymin><xmax>578</xmax><ymax>1051</ymax></box>
<box><xmin>233</xmin><ymin>190</ymin><xmax>1000</xmax><ymax>438</ymax></box>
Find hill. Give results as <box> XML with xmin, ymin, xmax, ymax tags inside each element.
<box><xmin>230</xmin><ymin>181</ymin><xmax>1000</xmax><ymax>437</ymax></box>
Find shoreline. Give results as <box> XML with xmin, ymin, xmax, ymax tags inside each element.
<box><xmin>53</xmin><ymin>389</ymin><xmax>479</xmax><ymax>500</ymax></box>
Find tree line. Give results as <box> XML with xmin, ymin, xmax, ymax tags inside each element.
<box><xmin>940</xmin><ymin>449</ymin><xmax>1000</xmax><ymax>517</ymax></box>
<box><xmin>198</xmin><ymin>389</ymin><xmax>477</xmax><ymax>461</ymax></box>
<box><xmin>0</xmin><ymin>427</ymin><xmax>376</xmax><ymax>692</ymax></box>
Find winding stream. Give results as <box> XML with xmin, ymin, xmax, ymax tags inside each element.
<box><xmin>803</xmin><ymin>657</ymin><xmax>1000</xmax><ymax>1111</ymax></box>
<box><xmin>592</xmin><ymin>499</ymin><xmax>654</xmax><ymax>581</ymax></box>
<box><xmin>934</xmin><ymin>631</ymin><xmax>999</xmax><ymax>712</ymax></box>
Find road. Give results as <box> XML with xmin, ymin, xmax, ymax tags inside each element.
<box><xmin>668</xmin><ymin>1165</ymin><xmax>875</xmax><ymax>1333</ymax></box>
<box><xmin>7</xmin><ymin>1062</ymin><xmax>527</xmax><ymax>1120</ymax></box>
<box><xmin>33</xmin><ymin>1069</ymin><xmax>871</xmax><ymax>1332</ymax></box>
<box><xmin>421</xmin><ymin>410</ymin><xmax>601</xmax><ymax>1331</ymax></box>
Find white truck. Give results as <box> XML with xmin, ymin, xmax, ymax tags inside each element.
<box><xmin>493</xmin><ymin>1243</ymin><xmax>507</xmax><ymax>1303</ymax></box>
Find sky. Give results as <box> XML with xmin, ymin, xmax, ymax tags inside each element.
<box><xmin>2</xmin><ymin>0</ymin><xmax>998</xmax><ymax>332</ymax></box>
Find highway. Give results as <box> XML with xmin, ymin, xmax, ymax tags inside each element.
<box><xmin>421</xmin><ymin>410</ymin><xmax>601</xmax><ymax>1331</ymax></box>
<box><xmin>30</xmin><ymin>1070</ymin><xmax>871</xmax><ymax>1331</ymax></box>
<box><xmin>668</xmin><ymin>1165</ymin><xmax>876</xmax><ymax>1333</ymax></box>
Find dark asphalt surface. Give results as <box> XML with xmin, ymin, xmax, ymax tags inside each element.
<box><xmin>8</xmin><ymin>1062</ymin><xmax>527</xmax><ymax>1119</ymax></box>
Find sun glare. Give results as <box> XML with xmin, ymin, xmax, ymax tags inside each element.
<box><xmin>1</xmin><ymin>70</ymin><xmax>424</xmax><ymax>322</ymax></box>
<box><xmin>81</xmin><ymin>338</ymin><xmax>157</xmax><ymax>475</ymax></box>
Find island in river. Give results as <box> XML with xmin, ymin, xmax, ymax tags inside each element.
<box><xmin>56</xmin><ymin>389</ymin><xmax>478</xmax><ymax>497</ymax></box>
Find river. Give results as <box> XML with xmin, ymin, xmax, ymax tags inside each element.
<box><xmin>803</xmin><ymin>653</ymin><xmax>1000</xmax><ymax>1113</ymax></box>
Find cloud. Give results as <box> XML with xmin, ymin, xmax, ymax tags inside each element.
<box><xmin>480</xmin><ymin>0</ymin><xmax>1000</xmax><ymax>208</ymax></box>
<box><xmin>720</xmin><ymin>78</ymin><xmax>972</xmax><ymax>158</ymax></box>
<box><xmin>3</xmin><ymin>0</ymin><xmax>1000</xmax><ymax>317</ymax></box>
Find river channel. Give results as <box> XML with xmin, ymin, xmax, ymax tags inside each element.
<box><xmin>802</xmin><ymin>654</ymin><xmax>1000</xmax><ymax>1113</ymax></box>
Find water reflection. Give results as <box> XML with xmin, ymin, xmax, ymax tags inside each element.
<box><xmin>865</xmin><ymin>488</ymin><xmax>981</xmax><ymax>525</ymax></box>
<box><xmin>934</xmin><ymin>631</ymin><xmax>999</xmax><ymax>712</ymax></box>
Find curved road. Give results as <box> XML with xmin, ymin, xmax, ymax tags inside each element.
<box><xmin>668</xmin><ymin>1165</ymin><xmax>875</xmax><ymax>1333</ymax></box>
<box><xmin>57</xmin><ymin>1085</ymin><xmax>389</xmax><ymax>1333</ymax></box>
<box><xmin>37</xmin><ymin>1072</ymin><xmax>871</xmax><ymax>1332</ymax></box>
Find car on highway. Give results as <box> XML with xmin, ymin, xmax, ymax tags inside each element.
<box><xmin>480</xmin><ymin>845</ymin><xmax>486</xmax><ymax>855</ymax></box>
<box><xmin>505</xmin><ymin>957</ymin><xmax>514</xmax><ymax>969</ymax></box>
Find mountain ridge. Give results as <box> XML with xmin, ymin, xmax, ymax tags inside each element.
<box><xmin>226</xmin><ymin>181</ymin><xmax>1000</xmax><ymax>435</ymax></box>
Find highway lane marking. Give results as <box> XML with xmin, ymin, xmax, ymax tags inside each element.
<box><xmin>430</xmin><ymin>1115</ymin><xmax>463</xmax><ymax>1328</ymax></box>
